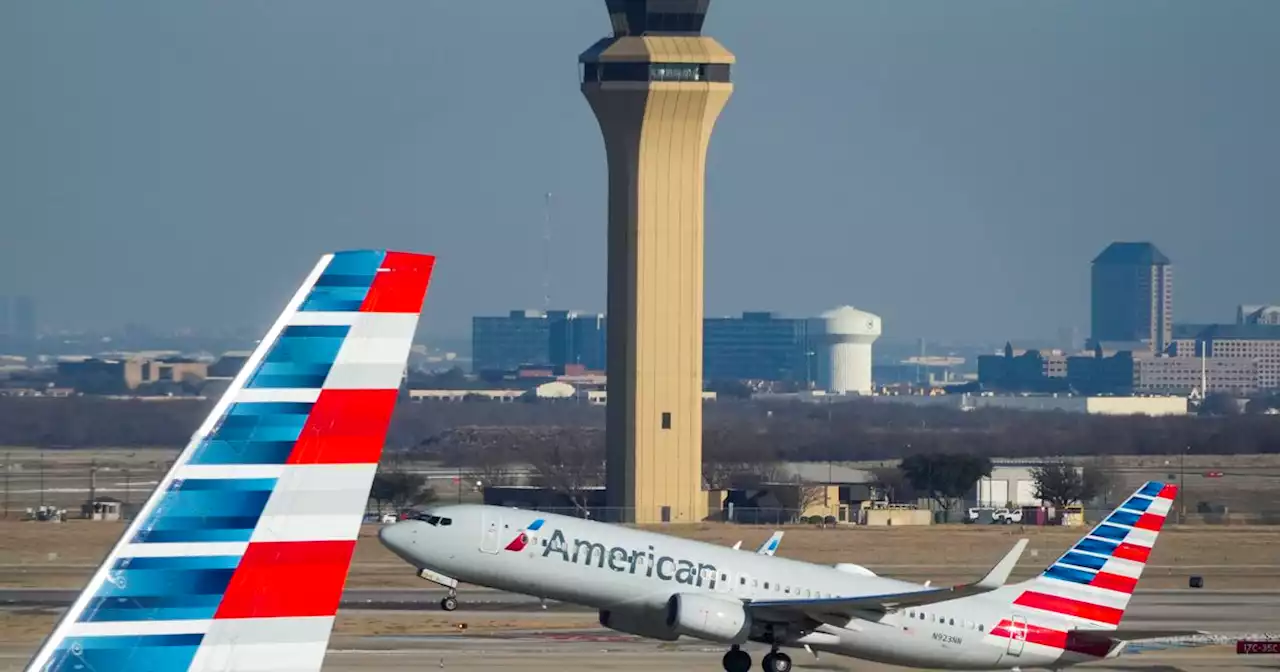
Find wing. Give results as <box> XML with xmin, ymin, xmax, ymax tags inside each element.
<box><xmin>25</xmin><ymin>250</ymin><xmax>436</xmax><ymax>672</ymax></box>
<box><xmin>748</xmin><ymin>539</ymin><xmax>1028</xmax><ymax>622</ymax></box>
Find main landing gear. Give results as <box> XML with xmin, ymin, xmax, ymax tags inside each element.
<box><xmin>720</xmin><ymin>645</ymin><xmax>791</xmax><ymax>672</ymax></box>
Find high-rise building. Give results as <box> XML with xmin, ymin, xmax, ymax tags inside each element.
<box><xmin>703</xmin><ymin>312</ymin><xmax>810</xmax><ymax>384</ymax></box>
<box><xmin>471</xmin><ymin>310</ymin><xmax>553</xmax><ymax>373</ymax></box>
<box><xmin>580</xmin><ymin>0</ymin><xmax>734</xmax><ymax>523</ymax></box>
<box><xmin>549</xmin><ymin>310</ymin><xmax>607</xmax><ymax>371</ymax></box>
<box><xmin>1090</xmin><ymin>242</ymin><xmax>1172</xmax><ymax>353</ymax></box>
<box><xmin>471</xmin><ymin>310</ymin><xmax>607</xmax><ymax>374</ymax></box>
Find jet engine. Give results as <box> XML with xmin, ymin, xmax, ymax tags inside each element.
<box><xmin>598</xmin><ymin>607</ymin><xmax>679</xmax><ymax>641</ymax></box>
<box><xmin>664</xmin><ymin>593</ymin><xmax>751</xmax><ymax>644</ymax></box>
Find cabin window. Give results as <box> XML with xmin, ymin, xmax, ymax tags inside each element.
<box><xmin>721</xmin><ymin>573</ymin><xmax>728</xmax><ymax>583</ymax></box>
<box><xmin>949</xmin><ymin>618</ymin><xmax>955</xmax><ymax>626</ymax></box>
<box><xmin>661</xmin><ymin>412</ymin><xmax>671</xmax><ymax>429</ymax></box>
<box><xmin>764</xmin><ymin>582</ymin><xmax>770</xmax><ymax>589</ymax></box>
<box><xmin>978</xmin><ymin>624</ymin><xmax>985</xmax><ymax>632</ymax></box>
<box><xmin>740</xmin><ymin>577</ymin><xmax>746</xmax><ymax>585</ymax></box>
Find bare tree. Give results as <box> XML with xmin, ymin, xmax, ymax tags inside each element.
<box><xmin>1030</xmin><ymin>461</ymin><xmax>1097</xmax><ymax>510</ymax></box>
<box><xmin>515</xmin><ymin>427</ymin><xmax>605</xmax><ymax>515</ymax></box>
<box><xmin>1082</xmin><ymin>455</ymin><xmax>1120</xmax><ymax>506</ymax></box>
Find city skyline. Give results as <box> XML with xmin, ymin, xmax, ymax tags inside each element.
<box><xmin>2</xmin><ymin>1</ymin><xmax>1277</xmax><ymax>342</ymax></box>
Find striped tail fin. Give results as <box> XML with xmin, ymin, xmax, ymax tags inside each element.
<box><xmin>26</xmin><ymin>250</ymin><xmax>436</xmax><ymax>672</ymax></box>
<box><xmin>1010</xmin><ymin>481</ymin><xmax>1178</xmax><ymax>631</ymax></box>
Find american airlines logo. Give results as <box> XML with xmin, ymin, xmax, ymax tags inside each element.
<box><xmin>519</xmin><ymin>525</ymin><xmax>720</xmax><ymax>589</ymax></box>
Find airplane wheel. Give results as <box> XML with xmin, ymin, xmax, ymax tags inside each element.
<box><xmin>440</xmin><ymin>596</ymin><xmax>458</xmax><ymax>612</ymax></box>
<box><xmin>722</xmin><ymin>648</ymin><xmax>751</xmax><ymax>672</ymax></box>
<box><xmin>761</xmin><ymin>652</ymin><xmax>791</xmax><ymax>672</ymax></box>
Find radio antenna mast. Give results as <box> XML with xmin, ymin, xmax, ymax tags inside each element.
<box><xmin>542</xmin><ymin>192</ymin><xmax>553</xmax><ymax>310</ymax></box>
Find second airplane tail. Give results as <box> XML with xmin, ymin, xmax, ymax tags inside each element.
<box><xmin>1006</xmin><ymin>480</ymin><xmax>1177</xmax><ymax>632</ymax></box>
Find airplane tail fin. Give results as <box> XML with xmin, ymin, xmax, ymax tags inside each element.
<box><xmin>26</xmin><ymin>250</ymin><xmax>435</xmax><ymax>672</ymax></box>
<box><xmin>756</xmin><ymin>531</ymin><xmax>784</xmax><ymax>556</ymax></box>
<box><xmin>1008</xmin><ymin>481</ymin><xmax>1177</xmax><ymax>631</ymax></box>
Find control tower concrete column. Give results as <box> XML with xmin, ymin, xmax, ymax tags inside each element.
<box><xmin>580</xmin><ymin>0</ymin><xmax>734</xmax><ymax>524</ymax></box>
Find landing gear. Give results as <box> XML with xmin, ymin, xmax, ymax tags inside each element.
<box><xmin>761</xmin><ymin>650</ymin><xmax>792</xmax><ymax>672</ymax></box>
<box><xmin>721</xmin><ymin>645</ymin><xmax>751</xmax><ymax>672</ymax></box>
<box><xmin>440</xmin><ymin>594</ymin><xmax>458</xmax><ymax>612</ymax></box>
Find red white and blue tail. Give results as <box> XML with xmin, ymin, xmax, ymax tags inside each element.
<box><xmin>1011</xmin><ymin>481</ymin><xmax>1177</xmax><ymax>630</ymax></box>
<box><xmin>26</xmin><ymin>250</ymin><xmax>435</xmax><ymax>672</ymax></box>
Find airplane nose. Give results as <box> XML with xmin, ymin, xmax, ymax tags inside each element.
<box><xmin>378</xmin><ymin>522</ymin><xmax>419</xmax><ymax>562</ymax></box>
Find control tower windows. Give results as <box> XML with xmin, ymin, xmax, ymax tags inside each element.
<box><xmin>582</xmin><ymin>62</ymin><xmax>731</xmax><ymax>84</ymax></box>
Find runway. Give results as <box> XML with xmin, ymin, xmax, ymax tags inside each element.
<box><xmin>1</xmin><ymin>590</ymin><xmax>1274</xmax><ymax>671</ymax></box>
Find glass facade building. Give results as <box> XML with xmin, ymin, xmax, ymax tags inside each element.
<box><xmin>473</xmin><ymin>310</ymin><xmax>814</xmax><ymax>382</ymax></box>
<box><xmin>703</xmin><ymin>312</ymin><xmax>811</xmax><ymax>383</ymax></box>
<box><xmin>472</xmin><ymin>310</ymin><xmax>607</xmax><ymax>373</ymax></box>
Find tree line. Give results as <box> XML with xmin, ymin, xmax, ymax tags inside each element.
<box><xmin>1</xmin><ymin>396</ymin><xmax>1277</xmax><ymax>459</ymax></box>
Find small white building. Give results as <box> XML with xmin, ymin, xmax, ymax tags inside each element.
<box><xmin>809</xmin><ymin>306</ymin><xmax>882</xmax><ymax>395</ymax></box>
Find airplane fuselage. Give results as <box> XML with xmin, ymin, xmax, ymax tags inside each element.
<box><xmin>381</xmin><ymin>505</ymin><xmax>1090</xmax><ymax>670</ymax></box>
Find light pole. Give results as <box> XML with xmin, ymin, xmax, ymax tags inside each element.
<box><xmin>1180</xmin><ymin>445</ymin><xmax>1189</xmax><ymax>523</ymax></box>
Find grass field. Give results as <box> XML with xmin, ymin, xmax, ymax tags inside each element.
<box><xmin>4</xmin><ymin>449</ymin><xmax>1280</xmax><ymax>518</ymax></box>
<box><xmin>1</xmin><ymin>448</ymin><xmax>1277</xmax><ymax>590</ymax></box>
<box><xmin>3</xmin><ymin>519</ymin><xmax>1277</xmax><ymax>591</ymax></box>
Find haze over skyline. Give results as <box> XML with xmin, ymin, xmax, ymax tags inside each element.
<box><xmin>2</xmin><ymin>1</ymin><xmax>1277</xmax><ymax>343</ymax></box>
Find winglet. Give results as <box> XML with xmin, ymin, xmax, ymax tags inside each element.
<box><xmin>756</xmin><ymin>531</ymin><xmax>784</xmax><ymax>556</ymax></box>
<box><xmin>974</xmin><ymin>539</ymin><xmax>1029</xmax><ymax>590</ymax></box>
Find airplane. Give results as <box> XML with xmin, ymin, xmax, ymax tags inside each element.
<box><xmin>731</xmin><ymin>531</ymin><xmax>784</xmax><ymax>556</ymax></box>
<box><xmin>380</xmin><ymin>481</ymin><xmax>1205</xmax><ymax>672</ymax></box>
<box><xmin>25</xmin><ymin>249</ymin><xmax>436</xmax><ymax>672</ymax></box>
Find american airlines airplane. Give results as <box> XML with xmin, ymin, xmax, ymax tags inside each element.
<box><xmin>24</xmin><ymin>249</ymin><xmax>436</xmax><ymax>672</ymax></box>
<box><xmin>381</xmin><ymin>483</ymin><xmax>1203</xmax><ymax>672</ymax></box>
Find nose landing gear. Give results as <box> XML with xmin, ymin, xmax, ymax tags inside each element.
<box><xmin>440</xmin><ymin>593</ymin><xmax>458</xmax><ymax>612</ymax></box>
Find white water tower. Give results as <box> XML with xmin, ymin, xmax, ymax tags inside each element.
<box><xmin>810</xmin><ymin>306</ymin><xmax>882</xmax><ymax>395</ymax></box>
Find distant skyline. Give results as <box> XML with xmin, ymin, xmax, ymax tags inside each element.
<box><xmin>2</xmin><ymin>1</ymin><xmax>1277</xmax><ymax>342</ymax></box>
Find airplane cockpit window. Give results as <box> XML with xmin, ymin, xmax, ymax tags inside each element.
<box><xmin>412</xmin><ymin>514</ymin><xmax>454</xmax><ymax>527</ymax></box>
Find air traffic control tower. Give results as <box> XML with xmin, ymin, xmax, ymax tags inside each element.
<box><xmin>580</xmin><ymin>0</ymin><xmax>734</xmax><ymax>524</ymax></box>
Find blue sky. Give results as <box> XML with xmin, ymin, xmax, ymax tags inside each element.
<box><xmin>2</xmin><ymin>1</ymin><xmax>1276</xmax><ymax>343</ymax></box>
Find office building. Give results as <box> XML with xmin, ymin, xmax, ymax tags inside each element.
<box><xmin>549</xmin><ymin>311</ymin><xmax>607</xmax><ymax>371</ymax></box>
<box><xmin>1198</xmin><ymin>324</ymin><xmax>1280</xmax><ymax>390</ymax></box>
<box><xmin>471</xmin><ymin>310</ymin><xmax>552</xmax><ymax>373</ymax></box>
<box><xmin>580</xmin><ymin>0</ymin><xmax>735</xmax><ymax>523</ymax></box>
<box><xmin>1090</xmin><ymin>242</ymin><xmax>1172</xmax><ymax>353</ymax></box>
<box><xmin>472</xmin><ymin>310</ymin><xmax>607</xmax><ymax>374</ymax></box>
<box><xmin>703</xmin><ymin>312</ymin><xmax>809</xmax><ymax>384</ymax></box>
